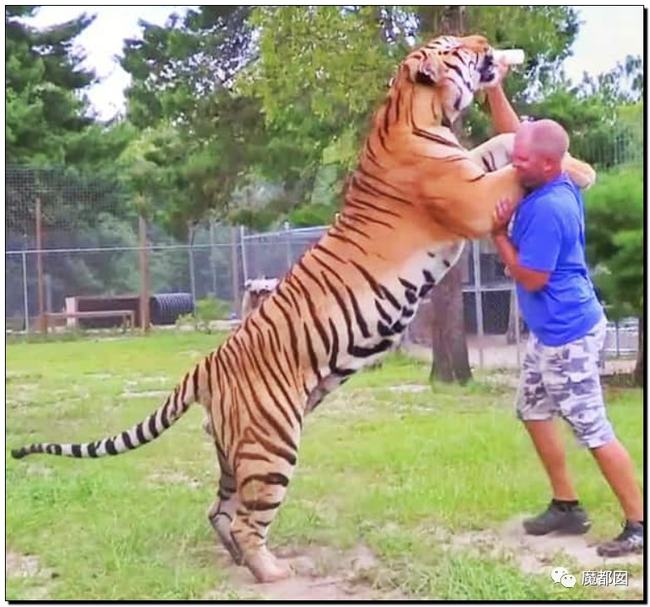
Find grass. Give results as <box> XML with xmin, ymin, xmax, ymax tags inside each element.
<box><xmin>6</xmin><ymin>331</ymin><xmax>644</xmax><ymax>600</ymax></box>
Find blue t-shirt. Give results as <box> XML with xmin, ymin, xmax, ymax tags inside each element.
<box><xmin>511</xmin><ymin>173</ymin><xmax>604</xmax><ymax>346</ymax></box>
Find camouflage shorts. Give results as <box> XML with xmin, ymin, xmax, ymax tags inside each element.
<box><xmin>515</xmin><ymin>318</ymin><xmax>615</xmax><ymax>449</ymax></box>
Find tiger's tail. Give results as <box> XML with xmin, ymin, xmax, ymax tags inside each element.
<box><xmin>11</xmin><ymin>361</ymin><xmax>204</xmax><ymax>460</ymax></box>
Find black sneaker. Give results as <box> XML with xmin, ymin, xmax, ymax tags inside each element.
<box><xmin>523</xmin><ymin>501</ymin><xmax>591</xmax><ymax>536</ymax></box>
<box><xmin>597</xmin><ymin>521</ymin><xmax>644</xmax><ymax>557</ymax></box>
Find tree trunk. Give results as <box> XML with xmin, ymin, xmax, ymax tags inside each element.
<box><xmin>634</xmin><ymin>315</ymin><xmax>643</xmax><ymax>386</ymax></box>
<box><xmin>429</xmin><ymin>257</ymin><xmax>472</xmax><ymax>384</ymax></box>
<box><xmin>418</xmin><ymin>6</ymin><xmax>467</xmax><ymax>38</ymax></box>
<box><xmin>428</xmin><ymin>6</ymin><xmax>473</xmax><ymax>384</ymax></box>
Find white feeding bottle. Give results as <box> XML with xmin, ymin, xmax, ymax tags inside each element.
<box><xmin>493</xmin><ymin>49</ymin><xmax>525</xmax><ymax>66</ymax></box>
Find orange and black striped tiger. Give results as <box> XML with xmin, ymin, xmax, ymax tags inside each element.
<box><xmin>11</xmin><ymin>35</ymin><xmax>596</xmax><ymax>583</ymax></box>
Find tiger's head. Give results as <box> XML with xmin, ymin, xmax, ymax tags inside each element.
<box><xmin>396</xmin><ymin>34</ymin><xmax>501</xmax><ymax>128</ymax></box>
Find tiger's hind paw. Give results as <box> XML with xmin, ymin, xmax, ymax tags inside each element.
<box><xmin>246</xmin><ymin>548</ymin><xmax>293</xmax><ymax>583</ymax></box>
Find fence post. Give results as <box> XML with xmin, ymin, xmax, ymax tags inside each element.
<box><xmin>513</xmin><ymin>287</ymin><xmax>521</xmax><ymax>367</ymax></box>
<box><xmin>21</xmin><ymin>250</ymin><xmax>29</xmax><ymax>332</ymax></box>
<box><xmin>209</xmin><ymin>218</ymin><xmax>218</xmax><ymax>297</ymax></box>
<box><xmin>45</xmin><ymin>273</ymin><xmax>52</xmax><ymax>315</ymax></box>
<box><xmin>35</xmin><ymin>196</ymin><xmax>47</xmax><ymax>334</ymax></box>
<box><xmin>138</xmin><ymin>215</ymin><xmax>150</xmax><ymax>332</ymax></box>
<box><xmin>472</xmin><ymin>240</ymin><xmax>485</xmax><ymax>368</ymax></box>
<box><xmin>240</xmin><ymin>225</ymin><xmax>249</xmax><ymax>285</ymax></box>
<box><xmin>187</xmin><ymin>222</ymin><xmax>197</xmax><ymax>305</ymax></box>
<box><xmin>230</xmin><ymin>226</ymin><xmax>241</xmax><ymax>316</ymax></box>
<box><xmin>284</xmin><ymin>221</ymin><xmax>292</xmax><ymax>271</ymax></box>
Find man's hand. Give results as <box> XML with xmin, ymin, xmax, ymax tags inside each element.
<box><xmin>494</xmin><ymin>58</ymin><xmax>510</xmax><ymax>87</ymax></box>
<box><xmin>491</xmin><ymin>201</ymin><xmax>551</xmax><ymax>292</ymax></box>
<box><xmin>492</xmin><ymin>197</ymin><xmax>516</xmax><ymax>236</ymax></box>
<box><xmin>492</xmin><ymin>205</ymin><xmax>551</xmax><ymax>292</ymax></box>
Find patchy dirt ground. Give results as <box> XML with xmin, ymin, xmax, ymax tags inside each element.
<box><xmin>205</xmin><ymin>516</ymin><xmax>644</xmax><ymax>600</ymax></box>
<box><xmin>8</xmin><ymin>518</ymin><xmax>643</xmax><ymax>601</ymax></box>
<box><xmin>442</xmin><ymin>516</ymin><xmax>644</xmax><ymax>592</ymax></box>
<box><xmin>147</xmin><ymin>470</ymin><xmax>203</xmax><ymax>490</ymax></box>
<box><xmin>204</xmin><ymin>544</ymin><xmax>407</xmax><ymax>601</ymax></box>
<box><xmin>6</xmin><ymin>551</ymin><xmax>57</xmax><ymax>599</ymax></box>
<box><xmin>451</xmin><ymin>517</ymin><xmax>643</xmax><ymax>568</ymax></box>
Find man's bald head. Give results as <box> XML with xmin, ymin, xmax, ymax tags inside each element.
<box><xmin>518</xmin><ymin>119</ymin><xmax>569</xmax><ymax>162</ymax></box>
<box><xmin>512</xmin><ymin>119</ymin><xmax>570</xmax><ymax>188</ymax></box>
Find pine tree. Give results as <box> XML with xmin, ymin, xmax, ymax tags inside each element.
<box><xmin>5</xmin><ymin>6</ymin><xmax>97</xmax><ymax>164</ymax></box>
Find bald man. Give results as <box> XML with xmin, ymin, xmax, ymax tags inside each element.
<box><xmin>483</xmin><ymin>97</ymin><xmax>644</xmax><ymax>556</ymax></box>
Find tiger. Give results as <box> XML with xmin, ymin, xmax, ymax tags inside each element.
<box><xmin>240</xmin><ymin>277</ymin><xmax>280</xmax><ymax>319</ymax></box>
<box><xmin>11</xmin><ymin>34</ymin><xmax>596</xmax><ymax>584</ymax></box>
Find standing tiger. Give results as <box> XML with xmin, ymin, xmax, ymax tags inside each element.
<box><xmin>11</xmin><ymin>35</ymin><xmax>596</xmax><ymax>583</ymax></box>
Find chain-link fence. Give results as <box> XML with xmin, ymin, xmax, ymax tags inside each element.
<box><xmin>572</xmin><ymin>127</ymin><xmax>644</xmax><ymax>171</ymax></box>
<box><xmin>238</xmin><ymin>226</ymin><xmax>639</xmax><ymax>365</ymax></box>
<box><xmin>7</xmin><ymin>167</ymin><xmax>136</xmax><ymax>330</ymax></box>
<box><xmin>5</xmin><ymin>227</ymin><xmax>241</xmax><ymax>331</ymax></box>
<box><xmin>5</xmin><ymin>163</ymin><xmax>640</xmax><ymax>367</ymax></box>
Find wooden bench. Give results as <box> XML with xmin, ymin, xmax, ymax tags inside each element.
<box><xmin>46</xmin><ymin>309</ymin><xmax>135</xmax><ymax>331</ymax></box>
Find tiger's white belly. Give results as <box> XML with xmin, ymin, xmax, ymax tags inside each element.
<box><xmin>305</xmin><ymin>240</ymin><xmax>465</xmax><ymax>411</ymax></box>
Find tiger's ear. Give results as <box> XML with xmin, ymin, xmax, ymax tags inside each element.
<box><xmin>416</xmin><ymin>51</ymin><xmax>446</xmax><ymax>85</ymax></box>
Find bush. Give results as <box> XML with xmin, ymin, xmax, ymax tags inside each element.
<box><xmin>288</xmin><ymin>202</ymin><xmax>337</xmax><ymax>227</ymax></box>
<box><xmin>584</xmin><ymin>164</ymin><xmax>643</xmax><ymax>385</ymax></box>
<box><xmin>584</xmin><ymin>164</ymin><xmax>643</xmax><ymax>318</ymax></box>
<box><xmin>195</xmin><ymin>296</ymin><xmax>231</xmax><ymax>322</ymax></box>
<box><xmin>175</xmin><ymin>296</ymin><xmax>232</xmax><ymax>333</ymax></box>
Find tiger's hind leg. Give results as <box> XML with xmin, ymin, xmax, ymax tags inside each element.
<box><xmin>231</xmin><ymin>456</ymin><xmax>295</xmax><ymax>583</ymax></box>
<box><xmin>207</xmin><ymin>447</ymin><xmax>244</xmax><ymax>565</ymax></box>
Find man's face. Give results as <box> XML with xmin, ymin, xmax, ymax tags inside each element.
<box><xmin>512</xmin><ymin>130</ymin><xmax>547</xmax><ymax>189</ymax></box>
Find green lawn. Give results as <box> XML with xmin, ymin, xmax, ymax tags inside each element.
<box><xmin>6</xmin><ymin>331</ymin><xmax>644</xmax><ymax>600</ymax></box>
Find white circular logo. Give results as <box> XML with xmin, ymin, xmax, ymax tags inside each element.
<box><xmin>551</xmin><ymin>567</ymin><xmax>569</xmax><ymax>583</ymax></box>
<box><xmin>560</xmin><ymin>574</ymin><xmax>577</xmax><ymax>588</ymax></box>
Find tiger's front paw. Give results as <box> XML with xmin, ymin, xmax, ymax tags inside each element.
<box><xmin>563</xmin><ymin>155</ymin><xmax>597</xmax><ymax>190</ymax></box>
<box><xmin>577</xmin><ymin>165</ymin><xmax>597</xmax><ymax>190</ymax></box>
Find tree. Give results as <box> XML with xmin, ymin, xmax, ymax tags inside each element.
<box><xmin>120</xmin><ymin>7</ymin><xmax>267</xmax><ymax>234</ymax></box>
<box><xmin>241</xmin><ymin>6</ymin><xmax>412</xmax><ymax>210</ymax></box>
<box><xmin>524</xmin><ymin>57</ymin><xmax>644</xmax><ymax>170</ymax></box>
<box><xmin>122</xmin><ymin>6</ymin><xmax>254</xmax><ymax>129</ymax></box>
<box><xmin>5</xmin><ymin>7</ymin><xmax>143</xmax><ymax>320</ymax></box>
<box><xmin>5</xmin><ymin>6</ymin><xmax>97</xmax><ymax>165</ymax></box>
<box><xmin>120</xmin><ymin>6</ymin><xmax>417</xmax><ymax>230</ymax></box>
<box><xmin>584</xmin><ymin>166</ymin><xmax>644</xmax><ymax>385</ymax></box>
